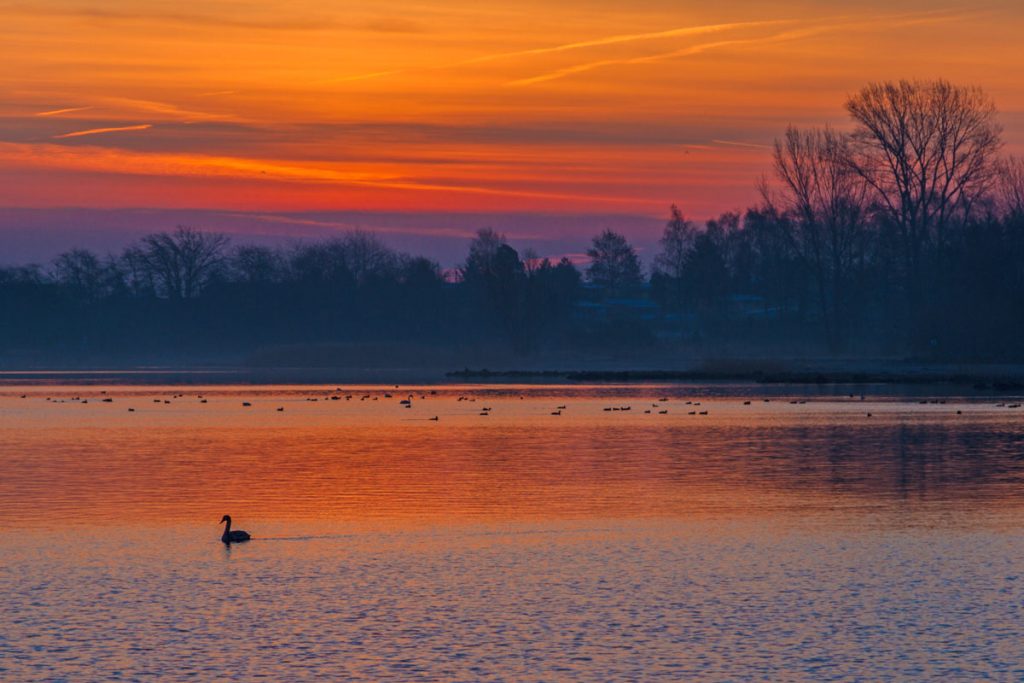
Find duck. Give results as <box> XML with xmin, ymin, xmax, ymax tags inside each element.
<box><xmin>220</xmin><ymin>515</ymin><xmax>251</xmax><ymax>543</ymax></box>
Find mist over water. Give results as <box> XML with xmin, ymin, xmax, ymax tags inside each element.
<box><xmin>3</xmin><ymin>383</ymin><xmax>1024</xmax><ymax>680</ymax></box>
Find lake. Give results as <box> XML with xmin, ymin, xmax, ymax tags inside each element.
<box><xmin>2</xmin><ymin>382</ymin><xmax>1024</xmax><ymax>680</ymax></box>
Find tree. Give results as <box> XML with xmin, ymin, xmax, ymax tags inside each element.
<box><xmin>230</xmin><ymin>245</ymin><xmax>283</xmax><ymax>285</ymax></box>
<box><xmin>685</xmin><ymin>220</ymin><xmax>730</xmax><ymax>318</ymax></box>
<box><xmin>51</xmin><ymin>249</ymin><xmax>116</xmax><ymax>302</ymax></box>
<box><xmin>460</xmin><ymin>229</ymin><xmax>530</xmax><ymax>348</ymax></box>
<box><xmin>845</xmin><ymin>80</ymin><xmax>1003</xmax><ymax>336</ymax></box>
<box><xmin>586</xmin><ymin>230</ymin><xmax>642</xmax><ymax>295</ymax></box>
<box><xmin>998</xmin><ymin>156</ymin><xmax>1024</xmax><ymax>219</ymax></box>
<box><xmin>137</xmin><ymin>226</ymin><xmax>230</xmax><ymax>299</ymax></box>
<box><xmin>461</xmin><ymin>228</ymin><xmax>507</xmax><ymax>283</ymax></box>
<box><xmin>288</xmin><ymin>240</ymin><xmax>355</xmax><ymax>288</ymax></box>
<box><xmin>771</xmin><ymin>125</ymin><xmax>869</xmax><ymax>349</ymax></box>
<box><xmin>336</xmin><ymin>231</ymin><xmax>399</xmax><ymax>286</ymax></box>
<box><xmin>741</xmin><ymin>204</ymin><xmax>805</xmax><ymax>317</ymax></box>
<box><xmin>399</xmin><ymin>256</ymin><xmax>444</xmax><ymax>289</ymax></box>
<box><xmin>652</xmin><ymin>205</ymin><xmax>697</xmax><ymax>311</ymax></box>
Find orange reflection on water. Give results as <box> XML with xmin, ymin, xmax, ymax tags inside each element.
<box><xmin>2</xmin><ymin>384</ymin><xmax>1023</xmax><ymax>529</ymax></box>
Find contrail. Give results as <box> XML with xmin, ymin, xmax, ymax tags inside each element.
<box><xmin>458</xmin><ymin>19</ymin><xmax>791</xmax><ymax>65</ymax></box>
<box><xmin>319</xmin><ymin>19</ymin><xmax>789</xmax><ymax>85</ymax></box>
<box><xmin>507</xmin><ymin>37</ymin><xmax>761</xmax><ymax>86</ymax></box>
<box><xmin>53</xmin><ymin>124</ymin><xmax>152</xmax><ymax>139</ymax></box>
<box><xmin>712</xmin><ymin>139</ymin><xmax>774</xmax><ymax>150</ymax></box>
<box><xmin>506</xmin><ymin>11</ymin><xmax>968</xmax><ymax>86</ymax></box>
<box><xmin>35</xmin><ymin>106</ymin><xmax>92</xmax><ymax>117</ymax></box>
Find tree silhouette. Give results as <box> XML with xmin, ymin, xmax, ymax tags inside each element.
<box><xmin>770</xmin><ymin>125</ymin><xmax>869</xmax><ymax>349</ymax></box>
<box><xmin>137</xmin><ymin>226</ymin><xmax>230</xmax><ymax>299</ymax></box>
<box><xmin>651</xmin><ymin>205</ymin><xmax>697</xmax><ymax>311</ymax></box>
<box><xmin>586</xmin><ymin>230</ymin><xmax>642</xmax><ymax>296</ymax></box>
<box><xmin>845</xmin><ymin>80</ymin><xmax>1003</xmax><ymax>346</ymax></box>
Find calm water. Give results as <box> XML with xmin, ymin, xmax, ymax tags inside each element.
<box><xmin>2</xmin><ymin>383</ymin><xmax>1024</xmax><ymax>680</ymax></box>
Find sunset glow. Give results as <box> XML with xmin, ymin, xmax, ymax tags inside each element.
<box><xmin>2</xmin><ymin>0</ymin><xmax>1022</xmax><ymax>239</ymax></box>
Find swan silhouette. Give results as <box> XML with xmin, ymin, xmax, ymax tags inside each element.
<box><xmin>220</xmin><ymin>515</ymin><xmax>251</xmax><ymax>543</ymax></box>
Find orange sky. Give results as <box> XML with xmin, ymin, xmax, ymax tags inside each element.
<box><xmin>1</xmin><ymin>0</ymin><xmax>1023</xmax><ymax>244</ymax></box>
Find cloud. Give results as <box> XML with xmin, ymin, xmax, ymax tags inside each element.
<box><xmin>505</xmin><ymin>10</ymin><xmax>969</xmax><ymax>86</ymax></box>
<box><xmin>712</xmin><ymin>139</ymin><xmax>774</xmax><ymax>150</ymax></box>
<box><xmin>0</xmin><ymin>4</ymin><xmax>339</xmax><ymax>32</ymax></box>
<box><xmin>0</xmin><ymin>141</ymin><xmax>652</xmax><ymax>206</ymax></box>
<box><xmin>93</xmin><ymin>96</ymin><xmax>237</xmax><ymax>123</ymax></box>
<box><xmin>35</xmin><ymin>106</ymin><xmax>92</xmax><ymax>117</ymax></box>
<box><xmin>228</xmin><ymin>213</ymin><xmax>480</xmax><ymax>239</ymax></box>
<box><xmin>1</xmin><ymin>4</ymin><xmax>431</xmax><ymax>34</ymax></box>
<box><xmin>52</xmin><ymin>124</ymin><xmax>152</xmax><ymax>139</ymax></box>
<box><xmin>458</xmin><ymin>19</ymin><xmax>792</xmax><ymax>65</ymax></box>
<box><xmin>360</xmin><ymin>17</ymin><xmax>426</xmax><ymax>34</ymax></box>
<box><xmin>326</xmin><ymin>70</ymin><xmax>405</xmax><ymax>84</ymax></box>
<box><xmin>506</xmin><ymin>37</ymin><xmax>763</xmax><ymax>86</ymax></box>
<box><xmin>319</xmin><ymin>18</ymin><xmax>789</xmax><ymax>85</ymax></box>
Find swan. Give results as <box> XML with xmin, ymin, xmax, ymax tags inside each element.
<box><xmin>220</xmin><ymin>515</ymin><xmax>251</xmax><ymax>543</ymax></box>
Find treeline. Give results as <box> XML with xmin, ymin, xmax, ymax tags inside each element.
<box><xmin>0</xmin><ymin>228</ymin><xmax>588</xmax><ymax>362</ymax></box>
<box><xmin>2</xmin><ymin>79</ymin><xmax>1023</xmax><ymax>364</ymax></box>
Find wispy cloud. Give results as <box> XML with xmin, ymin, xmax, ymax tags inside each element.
<box><xmin>327</xmin><ymin>70</ymin><xmax>405</xmax><ymax>83</ymax></box>
<box><xmin>506</xmin><ymin>36</ymin><xmax>764</xmax><ymax>86</ymax></box>
<box><xmin>506</xmin><ymin>10</ymin><xmax>969</xmax><ymax>86</ymax></box>
<box><xmin>35</xmin><ymin>106</ymin><xmax>92</xmax><ymax>117</ymax></box>
<box><xmin>227</xmin><ymin>213</ymin><xmax>480</xmax><ymax>239</ymax></box>
<box><xmin>320</xmin><ymin>19</ymin><xmax>790</xmax><ymax>85</ymax></box>
<box><xmin>94</xmin><ymin>97</ymin><xmax>234</xmax><ymax>123</ymax></box>
<box><xmin>459</xmin><ymin>19</ymin><xmax>792</xmax><ymax>65</ymax></box>
<box><xmin>53</xmin><ymin>124</ymin><xmax>152</xmax><ymax>139</ymax></box>
<box><xmin>0</xmin><ymin>141</ymin><xmax>652</xmax><ymax>206</ymax></box>
<box><xmin>0</xmin><ymin>5</ymin><xmax>338</xmax><ymax>32</ymax></box>
<box><xmin>712</xmin><ymin>139</ymin><xmax>773</xmax><ymax>150</ymax></box>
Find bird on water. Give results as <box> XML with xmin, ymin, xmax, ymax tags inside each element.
<box><xmin>220</xmin><ymin>515</ymin><xmax>251</xmax><ymax>543</ymax></box>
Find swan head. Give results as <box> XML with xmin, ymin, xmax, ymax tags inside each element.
<box><xmin>220</xmin><ymin>515</ymin><xmax>231</xmax><ymax>524</ymax></box>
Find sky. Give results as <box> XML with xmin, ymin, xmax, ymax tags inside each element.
<box><xmin>1</xmin><ymin>0</ymin><xmax>1023</xmax><ymax>264</ymax></box>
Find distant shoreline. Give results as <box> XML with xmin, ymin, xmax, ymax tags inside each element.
<box><xmin>2</xmin><ymin>362</ymin><xmax>1024</xmax><ymax>391</ymax></box>
<box><xmin>446</xmin><ymin>368</ymin><xmax>1024</xmax><ymax>390</ymax></box>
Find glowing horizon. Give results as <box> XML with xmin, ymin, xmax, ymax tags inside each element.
<box><xmin>1</xmin><ymin>0</ymin><xmax>1022</xmax><ymax>229</ymax></box>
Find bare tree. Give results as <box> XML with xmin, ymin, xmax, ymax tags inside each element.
<box><xmin>119</xmin><ymin>245</ymin><xmax>156</xmax><ymax>297</ymax></box>
<box><xmin>586</xmin><ymin>230</ymin><xmax>642</xmax><ymax>296</ymax></box>
<box><xmin>521</xmin><ymin>248</ymin><xmax>543</xmax><ymax>277</ymax></box>
<box><xmin>845</xmin><ymin>80</ymin><xmax>1002</xmax><ymax>297</ymax></box>
<box><xmin>231</xmin><ymin>245</ymin><xmax>283</xmax><ymax>285</ymax></box>
<box><xmin>337</xmin><ymin>231</ymin><xmax>398</xmax><ymax>285</ymax></box>
<box><xmin>771</xmin><ymin>125</ymin><xmax>868</xmax><ymax>349</ymax></box>
<box><xmin>654</xmin><ymin>205</ymin><xmax>697</xmax><ymax>280</ymax></box>
<box><xmin>51</xmin><ymin>249</ymin><xmax>119</xmax><ymax>302</ymax></box>
<box><xmin>997</xmin><ymin>156</ymin><xmax>1024</xmax><ymax>219</ymax></box>
<box><xmin>138</xmin><ymin>226</ymin><xmax>230</xmax><ymax>299</ymax></box>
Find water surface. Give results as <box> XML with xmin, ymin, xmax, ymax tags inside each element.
<box><xmin>2</xmin><ymin>384</ymin><xmax>1023</xmax><ymax>680</ymax></box>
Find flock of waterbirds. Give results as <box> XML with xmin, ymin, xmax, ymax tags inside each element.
<box><xmin>14</xmin><ymin>387</ymin><xmax>1024</xmax><ymax>547</ymax></box>
<box><xmin>18</xmin><ymin>388</ymin><xmax>1024</xmax><ymax>420</ymax></box>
